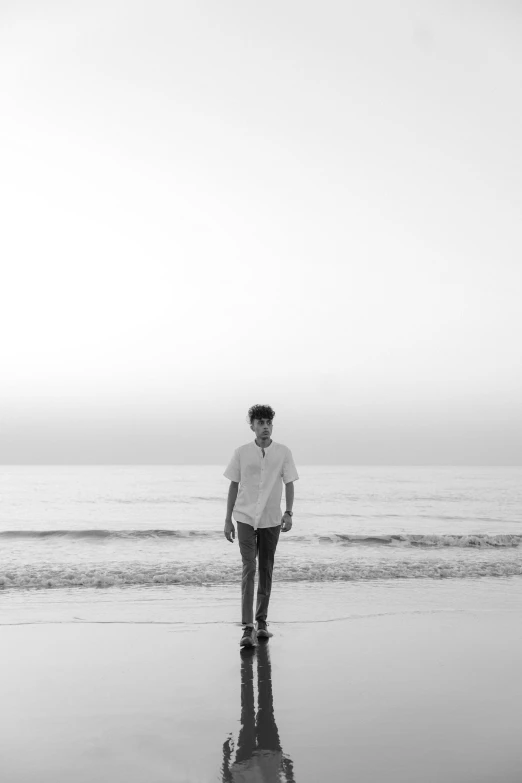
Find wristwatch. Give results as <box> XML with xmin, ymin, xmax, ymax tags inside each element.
<box><xmin>284</xmin><ymin>510</ymin><xmax>293</xmax><ymax>516</ymax></box>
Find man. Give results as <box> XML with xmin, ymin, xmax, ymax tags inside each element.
<box><xmin>223</xmin><ymin>404</ymin><xmax>299</xmax><ymax>647</ymax></box>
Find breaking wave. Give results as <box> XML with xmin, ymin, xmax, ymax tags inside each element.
<box><xmin>0</xmin><ymin>529</ymin><xmax>221</xmax><ymax>540</ymax></box>
<box><xmin>324</xmin><ymin>533</ymin><xmax>522</xmax><ymax>548</ymax></box>
<box><xmin>1</xmin><ymin>530</ymin><xmax>521</xmax><ymax>548</ymax></box>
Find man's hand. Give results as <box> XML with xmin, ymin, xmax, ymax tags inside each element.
<box><xmin>224</xmin><ymin>519</ymin><xmax>235</xmax><ymax>543</ymax></box>
<box><xmin>281</xmin><ymin>512</ymin><xmax>293</xmax><ymax>533</ymax></box>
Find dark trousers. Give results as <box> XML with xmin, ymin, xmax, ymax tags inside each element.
<box><xmin>237</xmin><ymin>521</ymin><xmax>281</xmax><ymax>626</ymax></box>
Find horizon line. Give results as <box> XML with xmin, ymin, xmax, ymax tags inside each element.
<box><xmin>1</xmin><ymin>463</ymin><xmax>521</xmax><ymax>468</ymax></box>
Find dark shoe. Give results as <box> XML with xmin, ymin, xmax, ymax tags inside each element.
<box><xmin>240</xmin><ymin>625</ymin><xmax>257</xmax><ymax>647</ymax></box>
<box><xmin>256</xmin><ymin>620</ymin><xmax>273</xmax><ymax>638</ymax></box>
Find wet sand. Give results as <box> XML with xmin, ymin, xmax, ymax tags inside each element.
<box><xmin>1</xmin><ymin>609</ymin><xmax>521</xmax><ymax>782</ymax></box>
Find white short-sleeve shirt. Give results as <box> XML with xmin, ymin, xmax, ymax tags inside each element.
<box><xmin>223</xmin><ymin>440</ymin><xmax>299</xmax><ymax>529</ymax></box>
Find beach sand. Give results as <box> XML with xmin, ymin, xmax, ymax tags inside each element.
<box><xmin>1</xmin><ymin>597</ymin><xmax>521</xmax><ymax>783</ymax></box>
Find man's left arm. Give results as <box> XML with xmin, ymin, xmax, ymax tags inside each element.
<box><xmin>282</xmin><ymin>482</ymin><xmax>294</xmax><ymax>532</ymax></box>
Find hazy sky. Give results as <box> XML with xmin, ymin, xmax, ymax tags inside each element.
<box><xmin>1</xmin><ymin>0</ymin><xmax>521</xmax><ymax>464</ymax></box>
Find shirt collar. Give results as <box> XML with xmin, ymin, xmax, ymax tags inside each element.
<box><xmin>254</xmin><ymin>439</ymin><xmax>273</xmax><ymax>449</ymax></box>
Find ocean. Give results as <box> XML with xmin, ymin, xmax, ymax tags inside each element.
<box><xmin>1</xmin><ymin>465</ymin><xmax>521</xmax><ymax>625</ymax></box>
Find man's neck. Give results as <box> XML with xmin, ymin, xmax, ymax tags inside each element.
<box><xmin>255</xmin><ymin>437</ymin><xmax>272</xmax><ymax>449</ymax></box>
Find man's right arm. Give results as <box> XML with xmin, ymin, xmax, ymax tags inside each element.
<box><xmin>225</xmin><ymin>481</ymin><xmax>239</xmax><ymax>522</ymax></box>
<box><xmin>224</xmin><ymin>482</ymin><xmax>239</xmax><ymax>542</ymax></box>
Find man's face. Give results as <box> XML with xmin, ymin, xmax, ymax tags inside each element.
<box><xmin>251</xmin><ymin>418</ymin><xmax>273</xmax><ymax>440</ymax></box>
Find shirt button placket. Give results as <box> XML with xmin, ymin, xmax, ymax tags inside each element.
<box><xmin>255</xmin><ymin>453</ymin><xmax>263</xmax><ymax>529</ymax></box>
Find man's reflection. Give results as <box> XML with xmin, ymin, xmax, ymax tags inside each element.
<box><xmin>221</xmin><ymin>639</ymin><xmax>296</xmax><ymax>782</ymax></box>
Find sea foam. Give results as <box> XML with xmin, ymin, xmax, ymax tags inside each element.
<box><xmin>1</xmin><ymin>554</ymin><xmax>522</xmax><ymax>591</ymax></box>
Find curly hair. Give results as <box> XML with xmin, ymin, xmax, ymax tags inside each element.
<box><xmin>247</xmin><ymin>404</ymin><xmax>275</xmax><ymax>425</ymax></box>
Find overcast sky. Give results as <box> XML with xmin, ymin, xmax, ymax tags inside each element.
<box><xmin>1</xmin><ymin>0</ymin><xmax>521</xmax><ymax>464</ymax></box>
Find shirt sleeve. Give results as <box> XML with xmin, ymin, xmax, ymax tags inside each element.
<box><xmin>223</xmin><ymin>449</ymin><xmax>241</xmax><ymax>482</ymax></box>
<box><xmin>282</xmin><ymin>448</ymin><xmax>299</xmax><ymax>484</ymax></box>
